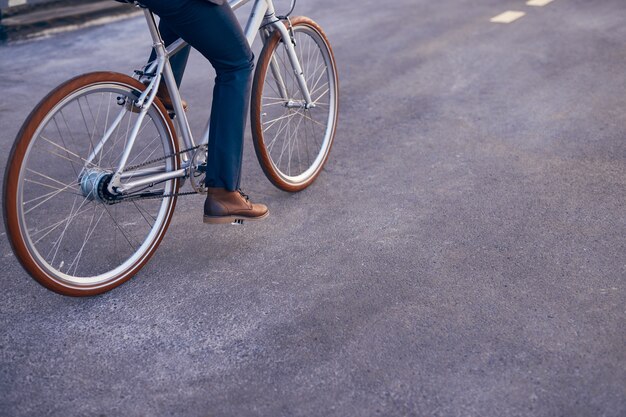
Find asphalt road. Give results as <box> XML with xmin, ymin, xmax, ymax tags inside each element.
<box><xmin>1</xmin><ymin>0</ymin><xmax>625</xmax><ymax>416</ymax></box>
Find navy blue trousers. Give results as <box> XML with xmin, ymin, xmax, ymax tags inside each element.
<box><xmin>141</xmin><ymin>0</ymin><xmax>254</xmax><ymax>191</ymax></box>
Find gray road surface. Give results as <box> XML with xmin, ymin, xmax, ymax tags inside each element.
<box><xmin>0</xmin><ymin>0</ymin><xmax>625</xmax><ymax>416</ymax></box>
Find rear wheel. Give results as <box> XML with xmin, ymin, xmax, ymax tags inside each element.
<box><xmin>3</xmin><ymin>72</ymin><xmax>180</xmax><ymax>296</ymax></box>
<box><xmin>251</xmin><ymin>17</ymin><xmax>339</xmax><ymax>192</ymax></box>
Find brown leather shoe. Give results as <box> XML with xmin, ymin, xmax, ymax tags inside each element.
<box><xmin>203</xmin><ymin>188</ymin><xmax>269</xmax><ymax>224</ymax></box>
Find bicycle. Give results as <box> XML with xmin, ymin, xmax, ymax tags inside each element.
<box><xmin>3</xmin><ymin>0</ymin><xmax>339</xmax><ymax>296</ymax></box>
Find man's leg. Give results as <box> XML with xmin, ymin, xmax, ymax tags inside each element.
<box><xmin>139</xmin><ymin>0</ymin><xmax>268</xmax><ymax>222</ymax></box>
<box><xmin>139</xmin><ymin>0</ymin><xmax>253</xmax><ymax>191</ymax></box>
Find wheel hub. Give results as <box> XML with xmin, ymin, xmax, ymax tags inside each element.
<box><xmin>79</xmin><ymin>169</ymin><xmax>118</xmax><ymax>204</ymax></box>
<box><xmin>285</xmin><ymin>99</ymin><xmax>315</xmax><ymax>109</ymax></box>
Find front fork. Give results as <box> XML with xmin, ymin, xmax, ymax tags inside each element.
<box><xmin>265</xmin><ymin>18</ymin><xmax>316</xmax><ymax>109</ymax></box>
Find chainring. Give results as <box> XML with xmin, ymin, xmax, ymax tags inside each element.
<box><xmin>189</xmin><ymin>144</ymin><xmax>209</xmax><ymax>194</ymax></box>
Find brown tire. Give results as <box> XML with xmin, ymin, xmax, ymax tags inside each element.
<box><xmin>3</xmin><ymin>72</ymin><xmax>180</xmax><ymax>296</ymax></box>
<box><xmin>251</xmin><ymin>17</ymin><xmax>339</xmax><ymax>192</ymax></box>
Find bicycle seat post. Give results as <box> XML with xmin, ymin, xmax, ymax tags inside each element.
<box><xmin>142</xmin><ymin>7</ymin><xmax>196</xmax><ymax>153</ymax></box>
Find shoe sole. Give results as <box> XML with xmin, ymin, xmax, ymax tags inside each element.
<box><xmin>203</xmin><ymin>210</ymin><xmax>270</xmax><ymax>224</ymax></box>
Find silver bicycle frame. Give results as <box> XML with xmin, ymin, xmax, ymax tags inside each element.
<box><xmin>96</xmin><ymin>0</ymin><xmax>314</xmax><ymax>195</ymax></box>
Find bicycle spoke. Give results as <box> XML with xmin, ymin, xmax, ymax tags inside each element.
<box><xmin>307</xmin><ymin>66</ymin><xmax>328</xmax><ymax>98</ymax></box>
<box><xmin>125</xmin><ymin>134</ymin><xmax>161</xmax><ymax>169</ymax></box>
<box><xmin>12</xmin><ymin>76</ymin><xmax>178</xmax><ymax>286</ymax></box>
<box><xmin>51</xmin><ymin>114</ymin><xmax>81</xmax><ymax>178</ymax></box>
<box><xmin>291</xmin><ymin>110</ymin><xmax>306</xmax><ymax>174</ymax></box>
<box><xmin>109</xmin><ymin>113</ymin><xmax>156</xmax><ymax>170</ymax></box>
<box><xmin>263</xmin><ymin>111</ymin><xmax>298</xmax><ymax>131</ymax></box>
<box><xmin>23</xmin><ymin>182</ymin><xmax>82</xmax><ymax>215</ymax></box>
<box><xmin>266</xmin><ymin>113</ymin><xmax>293</xmax><ymax>153</ymax></box>
<box><xmin>84</xmin><ymin>92</ymin><xmax>105</xmax><ymax>148</ymax></box>
<box><xmin>30</xmin><ymin>203</ymin><xmax>96</xmax><ymax>245</ymax></box>
<box><xmin>47</xmin><ymin>195</ymin><xmax>92</xmax><ymax>266</ymax></box>
<box><xmin>98</xmin><ymin>92</ymin><xmax>113</xmax><ymax>166</ymax></box>
<box><xmin>257</xmin><ymin>24</ymin><xmax>335</xmax><ymax>181</ymax></box>
<box><xmin>294</xmin><ymin>109</ymin><xmax>326</xmax><ymax>128</ymax></box>
<box><xmin>278</xmin><ymin>112</ymin><xmax>292</xmax><ymax>172</ymax></box>
<box><xmin>67</xmin><ymin>204</ymin><xmax>106</xmax><ymax>276</ymax></box>
<box><xmin>101</xmin><ymin>203</ymin><xmax>139</xmax><ymax>251</ymax></box>
<box><xmin>132</xmin><ymin>200</ymin><xmax>156</xmax><ymax>227</ymax></box>
<box><xmin>25</xmin><ymin>168</ymin><xmax>78</xmax><ymax>190</ymax></box>
<box><xmin>310</xmin><ymin>82</ymin><xmax>329</xmax><ymax>101</ymax></box>
<box><xmin>262</xmin><ymin>100</ymin><xmax>289</xmax><ymax>108</ymax></box>
<box><xmin>39</xmin><ymin>134</ymin><xmax>96</xmax><ymax>168</ymax></box>
<box><xmin>77</xmin><ymin>97</ymin><xmax>99</xmax><ymax>167</ymax></box>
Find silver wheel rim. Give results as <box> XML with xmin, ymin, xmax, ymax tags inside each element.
<box><xmin>260</xmin><ymin>24</ymin><xmax>338</xmax><ymax>186</ymax></box>
<box><xmin>16</xmin><ymin>82</ymin><xmax>176</xmax><ymax>287</ymax></box>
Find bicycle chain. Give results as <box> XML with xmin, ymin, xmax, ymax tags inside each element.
<box><xmin>125</xmin><ymin>144</ymin><xmax>199</xmax><ymax>172</ymax></box>
<box><xmin>108</xmin><ymin>144</ymin><xmax>201</xmax><ymax>205</ymax></box>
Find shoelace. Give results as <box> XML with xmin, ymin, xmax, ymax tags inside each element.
<box><xmin>237</xmin><ymin>189</ymin><xmax>250</xmax><ymax>202</ymax></box>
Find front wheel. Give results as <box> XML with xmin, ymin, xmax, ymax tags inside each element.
<box><xmin>251</xmin><ymin>17</ymin><xmax>339</xmax><ymax>192</ymax></box>
<box><xmin>3</xmin><ymin>72</ymin><xmax>180</xmax><ymax>296</ymax></box>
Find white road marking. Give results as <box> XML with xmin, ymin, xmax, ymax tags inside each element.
<box><xmin>490</xmin><ymin>11</ymin><xmax>526</xmax><ymax>23</ymax></box>
<box><xmin>527</xmin><ymin>0</ymin><xmax>554</xmax><ymax>6</ymax></box>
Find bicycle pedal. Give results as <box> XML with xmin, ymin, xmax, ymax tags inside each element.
<box><xmin>231</xmin><ymin>219</ymin><xmax>244</xmax><ymax>225</ymax></box>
